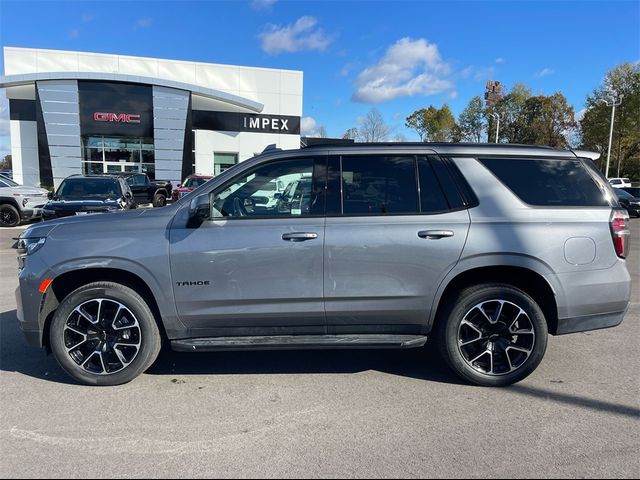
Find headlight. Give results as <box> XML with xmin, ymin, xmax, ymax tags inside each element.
<box><xmin>16</xmin><ymin>237</ymin><xmax>46</xmax><ymax>256</ymax></box>
<box><xmin>22</xmin><ymin>198</ymin><xmax>29</xmax><ymax>207</ymax></box>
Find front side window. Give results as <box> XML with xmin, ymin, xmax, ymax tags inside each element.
<box><xmin>212</xmin><ymin>158</ymin><xmax>316</xmax><ymax>218</ymax></box>
<box><xmin>341</xmin><ymin>156</ymin><xmax>419</xmax><ymax>215</ymax></box>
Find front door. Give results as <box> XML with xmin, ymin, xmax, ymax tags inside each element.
<box><xmin>169</xmin><ymin>156</ymin><xmax>327</xmax><ymax>337</ymax></box>
<box><xmin>324</xmin><ymin>155</ymin><xmax>470</xmax><ymax>334</ymax></box>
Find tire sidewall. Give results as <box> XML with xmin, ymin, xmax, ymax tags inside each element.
<box><xmin>152</xmin><ymin>193</ymin><xmax>166</xmax><ymax>208</ymax></box>
<box><xmin>0</xmin><ymin>204</ymin><xmax>20</xmax><ymax>227</ymax></box>
<box><xmin>440</xmin><ymin>284</ymin><xmax>548</xmax><ymax>387</ymax></box>
<box><xmin>50</xmin><ymin>283</ymin><xmax>160</xmax><ymax>386</ymax></box>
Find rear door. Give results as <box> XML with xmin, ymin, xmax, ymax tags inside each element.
<box><xmin>324</xmin><ymin>154</ymin><xmax>471</xmax><ymax>333</ymax></box>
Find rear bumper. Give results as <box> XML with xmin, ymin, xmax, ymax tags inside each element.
<box><xmin>549</xmin><ymin>260</ymin><xmax>631</xmax><ymax>335</ymax></box>
<box><xmin>555</xmin><ymin>310</ymin><xmax>627</xmax><ymax>335</ymax></box>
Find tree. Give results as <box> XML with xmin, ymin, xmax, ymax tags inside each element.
<box><xmin>515</xmin><ymin>93</ymin><xmax>576</xmax><ymax>147</ymax></box>
<box><xmin>342</xmin><ymin>128</ymin><xmax>359</xmax><ymax>140</ymax></box>
<box><xmin>456</xmin><ymin>96</ymin><xmax>485</xmax><ymax>142</ymax></box>
<box><xmin>317</xmin><ymin>126</ymin><xmax>328</xmax><ymax>138</ymax></box>
<box><xmin>0</xmin><ymin>154</ymin><xmax>11</xmax><ymax>170</ymax></box>
<box><xmin>405</xmin><ymin>105</ymin><xmax>456</xmax><ymax>142</ymax></box>
<box><xmin>357</xmin><ymin>108</ymin><xmax>392</xmax><ymax>142</ymax></box>
<box><xmin>580</xmin><ymin>63</ymin><xmax>640</xmax><ymax>178</ymax></box>
<box><xmin>493</xmin><ymin>83</ymin><xmax>532</xmax><ymax>143</ymax></box>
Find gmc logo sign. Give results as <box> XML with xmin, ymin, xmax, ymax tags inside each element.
<box><xmin>94</xmin><ymin>112</ymin><xmax>141</xmax><ymax>124</ymax></box>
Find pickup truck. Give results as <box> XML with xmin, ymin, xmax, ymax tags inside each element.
<box><xmin>119</xmin><ymin>173</ymin><xmax>173</xmax><ymax>207</ymax></box>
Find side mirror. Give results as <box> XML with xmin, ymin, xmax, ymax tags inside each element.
<box><xmin>47</xmin><ymin>192</ymin><xmax>54</xmax><ymax>200</ymax></box>
<box><xmin>273</xmin><ymin>193</ymin><xmax>282</xmax><ymax>200</ymax></box>
<box><xmin>187</xmin><ymin>193</ymin><xmax>211</xmax><ymax>227</ymax></box>
<box><xmin>125</xmin><ymin>191</ymin><xmax>132</xmax><ymax>199</ymax></box>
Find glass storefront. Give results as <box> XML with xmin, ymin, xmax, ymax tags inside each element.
<box><xmin>82</xmin><ymin>136</ymin><xmax>155</xmax><ymax>179</ymax></box>
<box><xmin>213</xmin><ymin>152</ymin><xmax>238</xmax><ymax>176</ymax></box>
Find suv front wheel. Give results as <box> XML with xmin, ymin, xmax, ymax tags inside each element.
<box><xmin>437</xmin><ymin>284</ymin><xmax>548</xmax><ymax>387</ymax></box>
<box><xmin>49</xmin><ymin>282</ymin><xmax>162</xmax><ymax>386</ymax></box>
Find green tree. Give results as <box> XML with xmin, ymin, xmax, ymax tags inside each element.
<box><xmin>456</xmin><ymin>96</ymin><xmax>485</xmax><ymax>142</ymax></box>
<box><xmin>406</xmin><ymin>104</ymin><xmax>456</xmax><ymax>142</ymax></box>
<box><xmin>493</xmin><ymin>83</ymin><xmax>532</xmax><ymax>143</ymax></box>
<box><xmin>580</xmin><ymin>63</ymin><xmax>640</xmax><ymax>178</ymax></box>
<box><xmin>515</xmin><ymin>93</ymin><xmax>576</xmax><ymax>147</ymax></box>
<box><xmin>0</xmin><ymin>154</ymin><xmax>11</xmax><ymax>170</ymax></box>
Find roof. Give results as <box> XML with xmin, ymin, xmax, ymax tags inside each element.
<box><xmin>295</xmin><ymin>142</ymin><xmax>597</xmax><ymax>159</ymax></box>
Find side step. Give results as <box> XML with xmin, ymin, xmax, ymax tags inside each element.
<box><xmin>171</xmin><ymin>334</ymin><xmax>428</xmax><ymax>352</ymax></box>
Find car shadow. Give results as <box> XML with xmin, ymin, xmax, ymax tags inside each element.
<box><xmin>0</xmin><ymin>308</ymin><xmax>464</xmax><ymax>386</ymax></box>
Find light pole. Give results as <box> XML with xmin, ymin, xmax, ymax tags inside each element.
<box><xmin>600</xmin><ymin>94</ymin><xmax>623</xmax><ymax>178</ymax></box>
<box><xmin>487</xmin><ymin>112</ymin><xmax>501</xmax><ymax>143</ymax></box>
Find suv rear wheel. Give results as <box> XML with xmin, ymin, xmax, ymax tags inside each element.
<box><xmin>49</xmin><ymin>282</ymin><xmax>161</xmax><ymax>386</ymax></box>
<box><xmin>0</xmin><ymin>203</ymin><xmax>20</xmax><ymax>227</ymax></box>
<box><xmin>437</xmin><ymin>284</ymin><xmax>548</xmax><ymax>387</ymax></box>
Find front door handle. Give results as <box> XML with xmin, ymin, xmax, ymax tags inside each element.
<box><xmin>282</xmin><ymin>232</ymin><xmax>318</xmax><ymax>242</ymax></box>
<box><xmin>418</xmin><ymin>230</ymin><xmax>454</xmax><ymax>239</ymax></box>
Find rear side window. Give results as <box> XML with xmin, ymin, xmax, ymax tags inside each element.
<box><xmin>417</xmin><ymin>158</ymin><xmax>450</xmax><ymax>213</ymax></box>
<box><xmin>341</xmin><ymin>156</ymin><xmax>418</xmax><ymax>214</ymax></box>
<box><xmin>479</xmin><ymin>158</ymin><xmax>610</xmax><ymax>207</ymax></box>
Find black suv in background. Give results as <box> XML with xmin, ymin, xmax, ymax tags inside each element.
<box><xmin>42</xmin><ymin>175</ymin><xmax>136</xmax><ymax>220</ymax></box>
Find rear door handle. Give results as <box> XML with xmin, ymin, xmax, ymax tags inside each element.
<box><xmin>418</xmin><ymin>230</ymin><xmax>454</xmax><ymax>239</ymax></box>
<box><xmin>282</xmin><ymin>232</ymin><xmax>318</xmax><ymax>242</ymax></box>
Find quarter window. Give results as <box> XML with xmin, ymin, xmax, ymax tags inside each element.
<box><xmin>341</xmin><ymin>156</ymin><xmax>419</xmax><ymax>215</ymax></box>
<box><xmin>480</xmin><ymin>158</ymin><xmax>610</xmax><ymax>207</ymax></box>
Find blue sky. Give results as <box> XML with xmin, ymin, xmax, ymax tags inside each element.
<box><xmin>1</xmin><ymin>0</ymin><xmax>639</xmax><ymax>155</ymax></box>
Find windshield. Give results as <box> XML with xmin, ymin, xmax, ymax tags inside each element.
<box><xmin>0</xmin><ymin>175</ymin><xmax>19</xmax><ymax>187</ymax></box>
<box><xmin>57</xmin><ymin>178</ymin><xmax>120</xmax><ymax>198</ymax></box>
<box><xmin>183</xmin><ymin>177</ymin><xmax>210</xmax><ymax>188</ymax></box>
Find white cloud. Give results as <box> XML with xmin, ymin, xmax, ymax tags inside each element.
<box><xmin>301</xmin><ymin>116</ymin><xmax>326</xmax><ymax>137</ymax></box>
<box><xmin>251</xmin><ymin>0</ymin><xmax>277</xmax><ymax>10</ymax></box>
<box><xmin>135</xmin><ymin>17</ymin><xmax>153</xmax><ymax>29</ymax></box>
<box><xmin>535</xmin><ymin>67</ymin><xmax>555</xmax><ymax>78</ymax></box>
<box><xmin>82</xmin><ymin>13</ymin><xmax>95</xmax><ymax>22</ymax></box>
<box><xmin>495</xmin><ymin>57</ymin><xmax>505</xmax><ymax>64</ymax></box>
<box><xmin>259</xmin><ymin>16</ymin><xmax>333</xmax><ymax>55</ymax></box>
<box><xmin>68</xmin><ymin>29</ymin><xmax>80</xmax><ymax>39</ymax></box>
<box><xmin>352</xmin><ymin>37</ymin><xmax>454</xmax><ymax>104</ymax></box>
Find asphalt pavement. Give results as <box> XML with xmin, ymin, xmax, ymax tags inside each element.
<box><xmin>0</xmin><ymin>220</ymin><xmax>638</xmax><ymax>478</ymax></box>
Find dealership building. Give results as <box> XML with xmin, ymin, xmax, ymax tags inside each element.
<box><xmin>1</xmin><ymin>47</ymin><xmax>303</xmax><ymax>188</ymax></box>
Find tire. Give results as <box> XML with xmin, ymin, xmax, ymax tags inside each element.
<box><xmin>0</xmin><ymin>203</ymin><xmax>21</xmax><ymax>227</ymax></box>
<box><xmin>436</xmin><ymin>283</ymin><xmax>548</xmax><ymax>387</ymax></box>
<box><xmin>49</xmin><ymin>281</ymin><xmax>162</xmax><ymax>386</ymax></box>
<box><xmin>152</xmin><ymin>192</ymin><xmax>167</xmax><ymax>208</ymax></box>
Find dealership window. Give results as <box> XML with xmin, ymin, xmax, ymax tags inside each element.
<box><xmin>82</xmin><ymin>136</ymin><xmax>155</xmax><ymax>179</ymax></box>
<box><xmin>213</xmin><ymin>152</ymin><xmax>238</xmax><ymax>176</ymax></box>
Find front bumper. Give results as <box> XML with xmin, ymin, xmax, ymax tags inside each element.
<box><xmin>15</xmin><ymin>253</ymin><xmax>57</xmax><ymax>348</ymax></box>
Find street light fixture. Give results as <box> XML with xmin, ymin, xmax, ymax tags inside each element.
<box><xmin>487</xmin><ymin>112</ymin><xmax>501</xmax><ymax>143</ymax></box>
<box><xmin>600</xmin><ymin>94</ymin><xmax>624</xmax><ymax>179</ymax></box>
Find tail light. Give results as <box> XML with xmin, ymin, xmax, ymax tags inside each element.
<box><xmin>610</xmin><ymin>209</ymin><xmax>630</xmax><ymax>258</ymax></box>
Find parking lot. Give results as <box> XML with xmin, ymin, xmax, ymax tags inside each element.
<box><xmin>0</xmin><ymin>220</ymin><xmax>638</xmax><ymax>478</ymax></box>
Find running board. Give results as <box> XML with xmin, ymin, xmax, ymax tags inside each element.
<box><xmin>171</xmin><ymin>334</ymin><xmax>428</xmax><ymax>352</ymax></box>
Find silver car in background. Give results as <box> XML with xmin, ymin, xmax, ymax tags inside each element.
<box><xmin>15</xmin><ymin>143</ymin><xmax>632</xmax><ymax>386</ymax></box>
<box><xmin>0</xmin><ymin>175</ymin><xmax>50</xmax><ymax>227</ymax></box>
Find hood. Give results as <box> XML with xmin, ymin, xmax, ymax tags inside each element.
<box><xmin>44</xmin><ymin>200</ymin><xmax>122</xmax><ymax>212</ymax></box>
<box><xmin>2</xmin><ymin>186</ymin><xmax>49</xmax><ymax>196</ymax></box>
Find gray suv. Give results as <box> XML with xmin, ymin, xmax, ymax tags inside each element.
<box><xmin>15</xmin><ymin>144</ymin><xmax>632</xmax><ymax>387</ymax></box>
